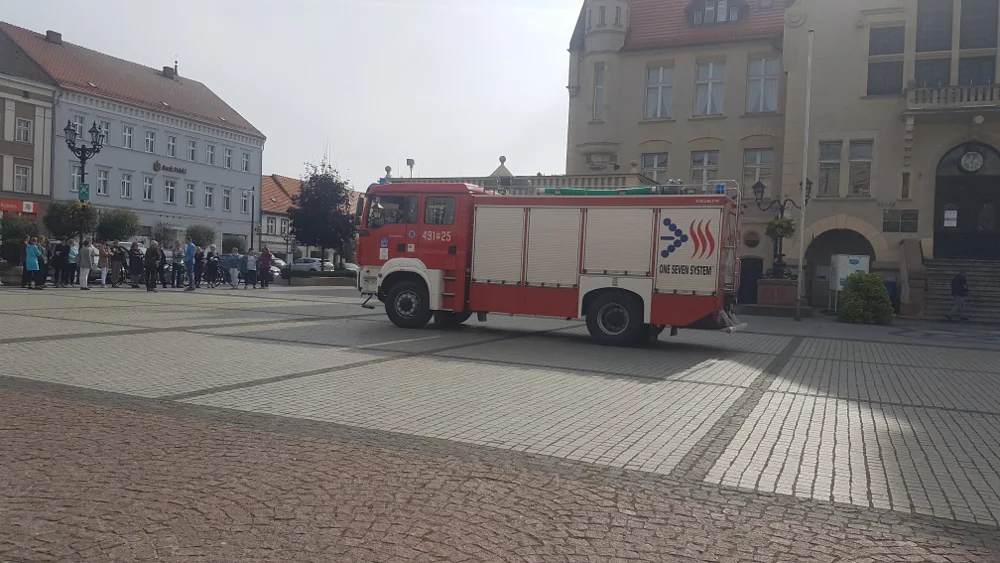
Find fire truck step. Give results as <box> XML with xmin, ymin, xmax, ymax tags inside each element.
<box><xmin>477</xmin><ymin>312</ymin><xmax>488</xmax><ymax>322</ymax></box>
<box><xmin>442</xmin><ymin>292</ymin><xmax>455</xmax><ymax>297</ymax></box>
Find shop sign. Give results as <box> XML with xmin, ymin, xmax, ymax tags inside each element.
<box><xmin>153</xmin><ymin>161</ymin><xmax>188</xmax><ymax>175</ymax></box>
<box><xmin>0</xmin><ymin>199</ymin><xmax>37</xmax><ymax>214</ymax></box>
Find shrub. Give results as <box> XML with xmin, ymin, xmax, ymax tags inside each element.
<box><xmin>222</xmin><ymin>235</ymin><xmax>246</xmax><ymax>254</ymax></box>
<box><xmin>1</xmin><ymin>215</ymin><xmax>39</xmax><ymax>264</ymax></box>
<box><xmin>186</xmin><ymin>225</ymin><xmax>217</xmax><ymax>247</ymax></box>
<box><xmin>838</xmin><ymin>273</ymin><xmax>894</xmax><ymax>325</ymax></box>
<box><xmin>96</xmin><ymin>209</ymin><xmax>141</xmax><ymax>242</ymax></box>
<box><xmin>765</xmin><ymin>217</ymin><xmax>795</xmax><ymax>240</ymax></box>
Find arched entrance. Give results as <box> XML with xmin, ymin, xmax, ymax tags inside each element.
<box><xmin>804</xmin><ymin>229</ymin><xmax>876</xmax><ymax>307</ymax></box>
<box><xmin>935</xmin><ymin>142</ymin><xmax>1000</xmax><ymax>259</ymax></box>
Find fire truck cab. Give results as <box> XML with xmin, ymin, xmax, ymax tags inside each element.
<box><xmin>357</xmin><ymin>182</ymin><xmax>743</xmax><ymax>347</ymax></box>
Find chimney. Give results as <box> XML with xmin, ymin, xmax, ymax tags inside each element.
<box><xmin>162</xmin><ymin>66</ymin><xmax>175</xmax><ymax>79</ymax></box>
<box><xmin>45</xmin><ymin>30</ymin><xmax>62</xmax><ymax>45</ymax></box>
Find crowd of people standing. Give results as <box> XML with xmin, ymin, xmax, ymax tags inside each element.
<box><xmin>18</xmin><ymin>235</ymin><xmax>276</xmax><ymax>292</ymax></box>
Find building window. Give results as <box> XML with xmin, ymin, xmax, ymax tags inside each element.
<box><xmin>849</xmin><ymin>141</ymin><xmax>874</xmax><ymax>197</ymax></box>
<box><xmin>691</xmin><ymin>151</ymin><xmax>719</xmax><ymax>186</ymax></box>
<box><xmin>224</xmin><ymin>148</ymin><xmax>233</xmax><ymax>169</ymax></box>
<box><xmin>959</xmin><ymin>56</ymin><xmax>997</xmax><ymax>85</ymax></box>
<box><xmin>280</xmin><ymin>218</ymin><xmax>289</xmax><ymax>235</ymax></box>
<box><xmin>592</xmin><ymin>63</ymin><xmax>605</xmax><ymax>120</ymax></box>
<box><xmin>642</xmin><ymin>153</ymin><xmax>669</xmax><ymax>181</ymax></box>
<box><xmin>242</xmin><ymin>152</ymin><xmax>250</xmax><ymax>172</ymax></box>
<box><xmin>71</xmin><ymin>165</ymin><xmax>81</xmax><ymax>192</ymax></box>
<box><xmin>587</xmin><ymin>9</ymin><xmax>592</xmax><ymax>28</ymax></box>
<box><xmin>205</xmin><ymin>186</ymin><xmax>214</xmax><ymax>209</ymax></box>
<box><xmin>883</xmin><ymin>209</ymin><xmax>919</xmax><ymax>233</ymax></box>
<box><xmin>13</xmin><ymin>166</ymin><xmax>30</xmax><ymax>193</ymax></box>
<box><xmin>867</xmin><ymin>61</ymin><xmax>904</xmax><ymax>95</ymax></box>
<box><xmin>73</xmin><ymin>115</ymin><xmax>85</xmax><ymax>136</ymax></box>
<box><xmin>99</xmin><ymin>120</ymin><xmax>111</xmax><ymax>144</ymax></box>
<box><xmin>901</xmin><ymin>172</ymin><xmax>911</xmax><ymax>199</ymax></box>
<box><xmin>241</xmin><ymin>190</ymin><xmax>250</xmax><ymax>213</ymax></box>
<box><xmin>164</xmin><ymin>180</ymin><xmax>176</xmax><ymax>204</ymax></box>
<box><xmin>746</xmin><ymin>58</ymin><xmax>779</xmax><ymax>113</ymax></box>
<box><xmin>186</xmin><ymin>183</ymin><xmax>195</xmax><ymax>206</ymax></box>
<box><xmin>869</xmin><ymin>26</ymin><xmax>905</xmax><ymax>56</ymax></box>
<box><xmin>615</xmin><ymin>6</ymin><xmax>622</xmax><ymax>24</ymax></box>
<box><xmin>961</xmin><ymin>0</ymin><xmax>999</xmax><ymax>49</ymax></box>
<box><xmin>121</xmin><ymin>173</ymin><xmax>132</xmax><ymax>198</ymax></box>
<box><xmin>122</xmin><ymin>125</ymin><xmax>133</xmax><ymax>149</ymax></box>
<box><xmin>97</xmin><ymin>169</ymin><xmax>109</xmax><ymax>196</ymax></box>
<box><xmin>145</xmin><ymin>131</ymin><xmax>156</xmax><ymax>153</ymax></box>
<box><xmin>645</xmin><ymin>66</ymin><xmax>674</xmax><ymax>119</ymax></box>
<box><xmin>188</xmin><ymin>140</ymin><xmax>197</xmax><ymax>161</ymax></box>
<box><xmin>692</xmin><ymin>0</ymin><xmax>740</xmax><ymax>25</ymax></box>
<box><xmin>818</xmin><ymin>141</ymin><xmax>842</xmax><ymax>197</ymax></box>
<box><xmin>695</xmin><ymin>62</ymin><xmax>725</xmax><ymax>116</ymax></box>
<box><xmin>15</xmin><ymin>118</ymin><xmax>32</xmax><ymax>143</ymax></box>
<box><xmin>266</xmin><ymin>217</ymin><xmax>276</xmax><ymax>234</ymax></box>
<box><xmin>744</xmin><ymin>232</ymin><xmax>761</xmax><ymax>248</ymax></box>
<box><xmin>917</xmin><ymin>0</ymin><xmax>954</xmax><ymax>52</ymax></box>
<box><xmin>223</xmin><ymin>188</ymin><xmax>232</xmax><ymax>211</ymax></box>
<box><xmin>599</xmin><ymin>5</ymin><xmax>606</xmax><ymax>24</ymax></box>
<box><xmin>742</xmin><ymin>149</ymin><xmax>774</xmax><ymax>196</ymax></box>
<box><xmin>425</xmin><ymin>197</ymin><xmax>456</xmax><ymax>225</ymax></box>
<box><xmin>915</xmin><ymin>59</ymin><xmax>951</xmax><ymax>88</ymax></box>
<box><xmin>143</xmin><ymin>176</ymin><xmax>154</xmax><ymax>201</ymax></box>
<box><xmin>167</xmin><ymin>135</ymin><xmax>176</xmax><ymax>157</ymax></box>
<box><xmin>206</xmin><ymin>145</ymin><xmax>215</xmax><ymax>165</ymax></box>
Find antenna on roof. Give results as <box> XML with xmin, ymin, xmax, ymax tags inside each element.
<box><xmin>174</xmin><ymin>55</ymin><xmax>178</xmax><ymax>76</ymax></box>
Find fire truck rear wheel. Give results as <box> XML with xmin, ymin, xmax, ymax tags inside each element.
<box><xmin>386</xmin><ymin>281</ymin><xmax>432</xmax><ymax>329</ymax></box>
<box><xmin>586</xmin><ymin>292</ymin><xmax>645</xmax><ymax>347</ymax></box>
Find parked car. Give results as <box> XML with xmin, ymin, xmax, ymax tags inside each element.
<box><xmin>290</xmin><ymin>258</ymin><xmax>336</xmax><ymax>272</ymax></box>
<box><xmin>342</xmin><ymin>262</ymin><xmax>359</xmax><ymax>273</ymax></box>
<box><xmin>271</xmin><ymin>258</ymin><xmax>288</xmax><ymax>269</ymax></box>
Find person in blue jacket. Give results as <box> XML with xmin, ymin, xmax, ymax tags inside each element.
<box><xmin>183</xmin><ymin>236</ymin><xmax>197</xmax><ymax>291</ymax></box>
<box><xmin>24</xmin><ymin>237</ymin><xmax>44</xmax><ymax>290</ymax></box>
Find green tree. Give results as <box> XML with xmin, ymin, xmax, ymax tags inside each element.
<box><xmin>96</xmin><ymin>209</ymin><xmax>141</xmax><ymax>242</ymax></box>
<box><xmin>0</xmin><ymin>215</ymin><xmax>39</xmax><ymax>264</ymax></box>
<box><xmin>152</xmin><ymin>222</ymin><xmax>175</xmax><ymax>246</ymax></box>
<box><xmin>43</xmin><ymin>201</ymin><xmax>98</xmax><ymax>240</ymax></box>
<box><xmin>287</xmin><ymin>163</ymin><xmax>358</xmax><ymax>270</ymax></box>
<box><xmin>222</xmin><ymin>235</ymin><xmax>246</xmax><ymax>254</ymax></box>
<box><xmin>186</xmin><ymin>225</ymin><xmax>216</xmax><ymax>247</ymax></box>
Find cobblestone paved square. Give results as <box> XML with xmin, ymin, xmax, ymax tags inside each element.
<box><xmin>3</xmin><ymin>287</ymin><xmax>1000</xmax><ymax>561</ymax></box>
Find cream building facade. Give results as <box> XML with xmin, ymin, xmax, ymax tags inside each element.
<box><xmin>567</xmin><ymin>0</ymin><xmax>1000</xmax><ymax>308</ymax></box>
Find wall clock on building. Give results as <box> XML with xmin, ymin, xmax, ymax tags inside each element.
<box><xmin>960</xmin><ymin>150</ymin><xmax>985</xmax><ymax>174</ymax></box>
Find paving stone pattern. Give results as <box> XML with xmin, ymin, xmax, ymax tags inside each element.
<box><xmin>3</xmin><ymin>287</ymin><xmax>1000</xmax><ymax>561</ymax></box>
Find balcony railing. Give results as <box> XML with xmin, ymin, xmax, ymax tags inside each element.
<box><xmin>906</xmin><ymin>85</ymin><xmax>1000</xmax><ymax>112</ymax></box>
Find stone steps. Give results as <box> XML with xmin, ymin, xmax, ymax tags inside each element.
<box><xmin>923</xmin><ymin>259</ymin><xmax>1000</xmax><ymax>323</ymax></box>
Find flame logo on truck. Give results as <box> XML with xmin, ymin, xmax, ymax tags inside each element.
<box><xmin>689</xmin><ymin>220</ymin><xmax>716</xmax><ymax>259</ymax></box>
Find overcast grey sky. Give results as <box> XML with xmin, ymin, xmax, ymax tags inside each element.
<box><xmin>3</xmin><ymin>0</ymin><xmax>579</xmax><ymax>186</ymax></box>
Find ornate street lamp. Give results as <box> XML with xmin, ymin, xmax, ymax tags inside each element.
<box><xmin>282</xmin><ymin>231</ymin><xmax>295</xmax><ymax>286</ymax></box>
<box><xmin>752</xmin><ymin>179</ymin><xmax>812</xmax><ymax>279</ymax></box>
<box><xmin>63</xmin><ymin>120</ymin><xmax>105</xmax><ymax>242</ymax></box>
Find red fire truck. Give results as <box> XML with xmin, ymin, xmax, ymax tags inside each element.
<box><xmin>356</xmin><ymin>182</ymin><xmax>744</xmax><ymax>346</ymax></box>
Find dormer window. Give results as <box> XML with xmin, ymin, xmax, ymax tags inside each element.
<box><xmin>690</xmin><ymin>0</ymin><xmax>744</xmax><ymax>25</ymax></box>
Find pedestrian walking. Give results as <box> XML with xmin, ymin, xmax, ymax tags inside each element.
<box><xmin>171</xmin><ymin>241</ymin><xmax>184</xmax><ymax>288</ymax></box>
<box><xmin>78</xmin><ymin>239</ymin><xmax>95</xmax><ymax>290</ymax></box>
<box><xmin>98</xmin><ymin>243</ymin><xmax>110</xmax><ymax>288</ymax></box>
<box><xmin>227</xmin><ymin>247</ymin><xmax>241</xmax><ymax>289</ymax></box>
<box><xmin>109</xmin><ymin>241</ymin><xmax>126</xmax><ymax>288</ymax></box>
<box><xmin>67</xmin><ymin>240</ymin><xmax>79</xmax><ymax>286</ymax></box>
<box><xmin>19</xmin><ymin>235</ymin><xmax>32</xmax><ymax>288</ymax></box>
<box><xmin>144</xmin><ymin>241</ymin><xmax>161</xmax><ymax>292</ymax></box>
<box><xmin>194</xmin><ymin>246</ymin><xmax>205</xmax><ymax>288</ymax></box>
<box><xmin>947</xmin><ymin>271</ymin><xmax>970</xmax><ymax>321</ymax></box>
<box><xmin>24</xmin><ymin>237</ymin><xmax>43</xmax><ymax>289</ymax></box>
<box><xmin>205</xmin><ymin>244</ymin><xmax>220</xmax><ymax>288</ymax></box>
<box><xmin>51</xmin><ymin>237</ymin><xmax>69</xmax><ymax>287</ymax></box>
<box><xmin>184</xmin><ymin>237</ymin><xmax>196</xmax><ymax>291</ymax></box>
<box><xmin>241</xmin><ymin>248</ymin><xmax>258</xmax><ymax>289</ymax></box>
<box><xmin>258</xmin><ymin>246</ymin><xmax>273</xmax><ymax>289</ymax></box>
<box><xmin>156</xmin><ymin>243</ymin><xmax>169</xmax><ymax>288</ymax></box>
<box><xmin>127</xmin><ymin>241</ymin><xmax>144</xmax><ymax>289</ymax></box>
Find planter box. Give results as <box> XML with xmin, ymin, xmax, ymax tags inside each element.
<box><xmin>288</xmin><ymin>276</ymin><xmax>357</xmax><ymax>287</ymax></box>
<box><xmin>0</xmin><ymin>265</ymin><xmax>23</xmax><ymax>286</ymax></box>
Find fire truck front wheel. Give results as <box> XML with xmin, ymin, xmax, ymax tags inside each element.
<box><xmin>586</xmin><ymin>291</ymin><xmax>645</xmax><ymax>347</ymax></box>
<box><xmin>385</xmin><ymin>281</ymin><xmax>432</xmax><ymax>329</ymax></box>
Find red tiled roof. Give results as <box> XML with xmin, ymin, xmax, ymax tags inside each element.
<box><xmin>0</xmin><ymin>22</ymin><xmax>263</xmax><ymax>137</ymax></box>
<box><xmin>261</xmin><ymin>174</ymin><xmax>301</xmax><ymax>216</ymax></box>
<box><xmin>572</xmin><ymin>0</ymin><xmax>784</xmax><ymax>51</ymax></box>
<box><xmin>261</xmin><ymin>174</ymin><xmax>362</xmax><ymax>216</ymax></box>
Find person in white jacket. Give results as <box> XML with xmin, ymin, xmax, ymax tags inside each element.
<box><xmin>77</xmin><ymin>240</ymin><xmax>97</xmax><ymax>290</ymax></box>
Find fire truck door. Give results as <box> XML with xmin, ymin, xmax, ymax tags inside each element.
<box><xmin>364</xmin><ymin>195</ymin><xmax>419</xmax><ymax>264</ymax></box>
<box><xmin>418</xmin><ymin>196</ymin><xmax>459</xmax><ymax>271</ymax></box>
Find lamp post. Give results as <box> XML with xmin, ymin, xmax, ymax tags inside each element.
<box><xmin>243</xmin><ymin>187</ymin><xmax>257</xmax><ymax>250</ymax></box>
<box><xmin>63</xmin><ymin>121</ymin><xmax>105</xmax><ymax>242</ymax></box>
<box><xmin>282</xmin><ymin>231</ymin><xmax>294</xmax><ymax>286</ymax></box>
<box><xmin>752</xmin><ymin>179</ymin><xmax>811</xmax><ymax>280</ymax></box>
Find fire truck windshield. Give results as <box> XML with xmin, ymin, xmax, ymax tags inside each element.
<box><xmin>367</xmin><ymin>195</ymin><xmax>418</xmax><ymax>229</ymax></box>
